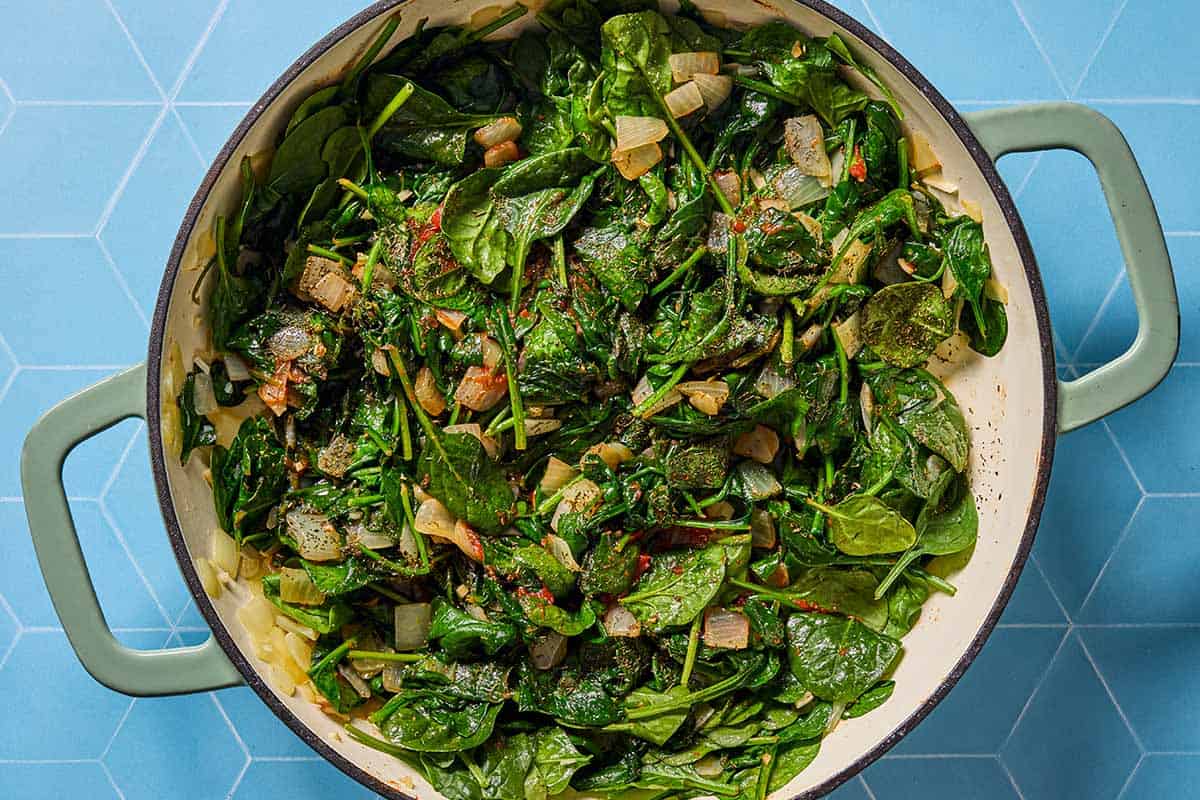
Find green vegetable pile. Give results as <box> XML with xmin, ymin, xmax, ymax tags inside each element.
<box><xmin>179</xmin><ymin>3</ymin><xmax>1006</xmax><ymax>798</ymax></box>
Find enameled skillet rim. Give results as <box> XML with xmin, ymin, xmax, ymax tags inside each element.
<box><xmin>145</xmin><ymin>2</ymin><xmax>1058</xmax><ymax>797</ymax></box>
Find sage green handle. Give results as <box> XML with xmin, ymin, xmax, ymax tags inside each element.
<box><xmin>964</xmin><ymin>102</ymin><xmax>1179</xmax><ymax>433</ymax></box>
<box><xmin>20</xmin><ymin>363</ymin><xmax>241</xmax><ymax>696</ymax></box>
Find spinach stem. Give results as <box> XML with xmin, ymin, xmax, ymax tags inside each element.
<box><xmin>553</xmin><ymin>234</ymin><xmax>568</xmax><ymax>288</ymax></box>
<box><xmin>367</xmin><ymin>80</ymin><xmax>415</xmax><ymax>141</ymax></box>
<box><xmin>537</xmin><ymin>475</ymin><xmax>583</xmax><ymax>515</ymax></box>
<box><xmin>399</xmin><ymin>482</ymin><xmax>430</xmax><ymax>567</ymax></box>
<box><xmin>896</xmin><ymin>135</ymin><xmax>910</xmax><ymax>191</ymax></box>
<box><xmin>647</xmin><ymin>83</ymin><xmax>733</xmax><ymax>216</ymax></box>
<box><xmin>333</xmin><ymin>232</ymin><xmax>370</xmax><ymax>248</ymax></box>
<box><xmin>360</xmin><ymin>237</ymin><xmax>384</xmax><ymax>291</ymax></box>
<box><xmin>634</xmin><ymin>362</ymin><xmax>691</xmax><ymax>418</ymax></box>
<box><xmin>448</xmin><ymin>401</ymin><xmax>462</xmax><ymax>426</ymax></box>
<box><xmin>359</xmin><ymin>543</ymin><xmax>428</xmax><ymax>576</ymax></box>
<box><xmin>343</xmin><ymin>723</ymin><xmax>414</xmax><ymax>758</ymax></box>
<box><xmin>465</xmin><ymin>5</ymin><xmax>528</xmax><ymax>44</ymax></box>
<box><xmin>494</xmin><ymin>310</ymin><xmax>527</xmax><ymax>450</ymax></box>
<box><xmin>781</xmin><ymin>307</ymin><xmax>795</xmax><ymax>365</ymax></box>
<box><xmin>833</xmin><ymin>325</ymin><xmax>850</xmax><ymax>404</ymax></box>
<box><xmin>307</xmin><ymin>243</ymin><xmax>353</xmax><ymax>265</ymax></box>
<box><xmin>368</xmin><ymin>582</ymin><xmax>407</xmax><ymax>603</ymax></box>
<box><xmin>680</xmin><ymin>615</ymin><xmax>702</xmax><ymax>687</ymax></box>
<box><xmin>484</xmin><ymin>405</ymin><xmax>512</xmax><ymax>437</ymax></box>
<box><xmin>624</xmin><ymin>662</ymin><xmax>755</xmax><ymax>720</ymax></box>
<box><xmin>307</xmin><ymin>637</ymin><xmax>356</xmax><ymax>678</ymax></box>
<box><xmin>650</xmin><ymin>244</ymin><xmax>707</xmax><ymax>296</ymax></box>
<box><xmin>347</xmin><ymin>494</ymin><xmax>385</xmax><ymax>507</ymax></box>
<box><xmin>342</xmin><ymin>13</ymin><xmax>402</xmax><ymax>92</ymax></box>
<box><xmin>459</xmin><ymin>751</ymin><xmax>486</xmax><ymax>786</ymax></box>
<box><xmin>347</xmin><ymin>650</ymin><xmax>424</xmax><ymax>663</ymax></box>
<box><xmin>675</xmin><ymin>517</ymin><xmax>752</xmax><ymax>531</ymax></box>
<box><xmin>732</xmin><ymin>74</ymin><xmax>800</xmax><ymax>106</ymax></box>
<box><xmin>338</xmin><ymin>178</ymin><xmax>370</xmax><ymax>200</ymax></box>
<box><xmin>754</xmin><ymin>746</ymin><xmax>777</xmax><ymax>800</ymax></box>
<box><xmin>395</xmin><ymin>392</ymin><xmax>414</xmax><ymax>461</ymax></box>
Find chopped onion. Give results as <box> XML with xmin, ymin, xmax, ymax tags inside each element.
<box><xmin>707</xmin><ymin>212</ymin><xmax>731</xmax><ymax>255</ymax></box>
<box><xmin>397</xmin><ymin>523</ymin><xmax>421</xmax><ymax>562</ymax></box>
<box><xmin>414</xmin><ymin>497</ymin><xmax>457</xmax><ymax>540</ymax></box>
<box><xmin>287</xmin><ymin>511</ymin><xmax>342</xmax><ymax>562</ymax></box>
<box><xmin>793</xmin><ymin>418</ymin><xmax>808</xmax><ymax>456</ymax></box>
<box><xmin>280</xmin><ymin>567</ymin><xmax>326</xmax><ymax>606</ymax></box>
<box><xmin>349</xmin><ymin>523</ymin><xmax>396</xmax><ymax>550</ymax></box>
<box><xmin>860</xmin><ymin>382</ymin><xmax>876</xmax><ymax>436</ymax></box>
<box><xmin>193</xmin><ymin>370</ymin><xmax>217</xmax><ymax>416</ymax></box>
<box><xmin>445</xmin><ymin>423</ymin><xmax>501</xmax><ymax>459</ymax></box>
<box><xmin>275</xmin><ymin>614</ymin><xmax>318</xmax><ymax>641</ymax></box>
<box><xmin>224</xmin><ymin>353</ymin><xmax>251</xmax><ymax>381</ymax></box>
<box><xmin>584</xmin><ymin>442</ymin><xmax>634</xmax><ymax>470</ymax></box>
<box><xmin>415</xmin><ymin>366</ymin><xmax>447</xmax><ymax>416</ymax></box>
<box><xmin>799</xmin><ymin>322</ymin><xmax>825</xmax><ymax>353</ymax></box>
<box><xmin>311</xmin><ymin>271</ymin><xmax>356</xmax><ymax>312</ymax></box>
<box><xmin>612</xmin><ymin>141</ymin><xmax>663</xmax><ymax>181</ymax></box>
<box><xmin>784</xmin><ymin>116</ymin><xmax>832</xmax><ymax>186</ymax></box>
<box><xmin>455</xmin><ymin>365</ymin><xmax>508</xmax><ymax>412</ymax></box>
<box><xmin>474</xmin><ymin>117</ymin><xmax>523</xmax><ymax>148</ymax></box>
<box><xmin>546</xmin><ymin>535</ymin><xmax>582</xmax><ymax>572</ymax></box>
<box><xmin>484</xmin><ymin>140</ymin><xmax>521</xmax><ymax>168</ymax></box>
<box><xmin>615</xmin><ymin>116</ymin><xmax>669</xmax><ymax>152</ymax></box>
<box><xmin>695</xmin><ymin>755</ymin><xmax>724</xmax><ymax>778</ymax></box>
<box><xmin>338</xmin><ymin>663</ymin><xmax>372</xmax><ymax>699</ymax></box>
<box><xmin>239</xmin><ymin>548</ymin><xmax>263</xmax><ymax>580</ymax></box>
<box><xmin>435</xmin><ymin>308</ymin><xmax>469</xmax><ymax>335</ymax></box>
<box><xmin>737</xmin><ymin>460</ymin><xmax>782</xmax><ymax>500</ymax></box>
<box><xmin>211</xmin><ymin>528</ymin><xmax>240</xmax><ymax>577</ymax></box>
<box><xmin>452</xmin><ymin>520</ymin><xmax>486</xmax><ymax>563</ymax></box>
<box><xmin>669</xmin><ymin>51</ymin><xmax>720</xmax><ymax>82</ymax></box>
<box><xmin>664</xmin><ymin>81</ymin><xmax>704</xmax><ymax>118</ymax></box>
<box><xmin>826</xmin><ymin>701</ymin><xmax>848</xmax><ymax>735</ymax></box>
<box><xmin>985</xmin><ymin>277</ymin><xmax>1009</xmax><ymax>304</ymax></box>
<box><xmin>268</xmin><ymin>663</ymin><xmax>296</xmax><ymax>696</ymax></box>
<box><xmin>603</xmin><ymin>604</ymin><xmax>641</xmax><ymax>638</ymax></box>
<box><xmin>540</xmin><ymin>457</ymin><xmax>579</xmax><ymax>495</ymax></box>
<box><xmin>754</xmin><ymin>366</ymin><xmax>794</xmax><ymax>400</ymax></box>
<box><xmin>909</xmin><ymin>132</ymin><xmax>941</xmax><ymax>175</ymax></box>
<box><xmin>703</xmin><ymin>608</ymin><xmax>749</xmax><ymax>650</ymax></box>
<box><xmin>216</xmin><ymin>569</ymin><xmax>249</xmax><ymax>603</ymax></box>
<box><xmin>237</xmin><ymin>596</ymin><xmax>276</xmax><ymax>639</ymax></box>
<box><xmin>734</xmin><ymin>424</ymin><xmax>780</xmax><ymax>464</ymax></box>
<box><xmin>382</xmin><ymin>664</ymin><xmax>404</xmax><ymax>693</ymax></box>
<box><xmin>394</xmin><ymin>602</ymin><xmax>432</xmax><ymax>651</ymax></box>
<box><xmin>770</xmin><ymin>165</ymin><xmax>832</xmax><ymax>209</ymax></box>
<box><xmin>833</xmin><ymin>311</ymin><xmax>863</xmax><ymax>360</ymax></box>
<box><xmin>766</xmin><ymin>561</ymin><xmax>791</xmax><ymax>588</ymax></box>
<box><xmin>524</xmin><ymin>417</ymin><xmax>563</xmax><ymax>437</ymax></box>
<box><xmin>285</xmin><ymin>631</ymin><xmax>313</xmax><ymax>670</ymax></box>
<box><xmin>704</xmin><ymin>500</ymin><xmax>735</xmax><ymax>520</ymax></box>
<box><xmin>480</xmin><ymin>335</ymin><xmax>503</xmax><ymax>370</ymax></box>
<box><xmin>632</xmin><ymin>373</ymin><xmax>682</xmax><ymax>418</ymax></box>
<box><xmin>677</xmin><ymin>380</ymin><xmax>730</xmax><ymax>416</ymax></box>
<box><xmin>750</xmin><ymin>508</ymin><xmax>777</xmax><ymax>549</ymax></box>
<box><xmin>922</xmin><ymin>172</ymin><xmax>958</xmax><ymax>195</ymax></box>
<box><xmin>466</xmin><ymin>603</ymin><xmax>489</xmax><ymax>621</ymax></box>
<box><xmin>551</xmin><ymin>478</ymin><xmax>601</xmax><ymax>532</ymax></box>
<box><xmin>942</xmin><ymin>263</ymin><xmax>959</xmax><ymax>299</ymax></box>
<box><xmin>530</xmin><ymin>632</ymin><xmax>568</xmax><ymax>670</ymax></box>
<box><xmin>961</xmin><ymin>198</ymin><xmax>983</xmax><ymax>223</ymax></box>
<box><xmin>350</xmin><ymin>633</ymin><xmax>388</xmax><ymax>677</ymax></box>
<box><xmin>692</xmin><ymin>72</ymin><xmax>732</xmax><ymax>112</ymax></box>
<box><xmin>713</xmin><ymin>171</ymin><xmax>741</xmax><ymax>209</ymax></box>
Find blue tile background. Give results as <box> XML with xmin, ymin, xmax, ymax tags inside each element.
<box><xmin>0</xmin><ymin>1</ymin><xmax>1195</xmax><ymax>798</ymax></box>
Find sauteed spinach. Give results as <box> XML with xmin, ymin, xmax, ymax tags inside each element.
<box><xmin>178</xmin><ymin>3</ymin><xmax>1006</xmax><ymax>797</ymax></box>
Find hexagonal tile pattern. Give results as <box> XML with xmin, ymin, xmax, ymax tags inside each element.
<box><xmin>4</xmin><ymin>2</ymin><xmax>1200</xmax><ymax>798</ymax></box>
<box><xmin>0</xmin><ymin>1</ymin><xmax>158</xmax><ymax>101</ymax></box>
<box><xmin>0</xmin><ymin>632</ymin><xmax>132</xmax><ymax>759</ymax></box>
<box><xmin>1002</xmin><ymin>634</ymin><xmax>1141</xmax><ymax>800</ymax></box>
<box><xmin>105</xmin><ymin>694</ymin><xmax>247</xmax><ymax>800</ymax></box>
<box><xmin>1081</xmin><ymin>497</ymin><xmax>1200</xmax><ymax>624</ymax></box>
<box><xmin>0</xmin><ymin>238</ymin><xmax>147</xmax><ymax>365</ymax></box>
<box><xmin>104</xmin><ymin>427</ymin><xmax>193</xmax><ymax>620</ymax></box>
<box><xmin>1081</xmin><ymin>627</ymin><xmax>1200</xmax><ymax>753</ymax></box>
<box><xmin>100</xmin><ymin>113</ymin><xmax>206</xmax><ymax>316</ymax></box>
<box><xmin>0</xmin><ymin>105</ymin><xmax>158</xmax><ymax>234</ymax></box>
<box><xmin>1033</xmin><ymin>421</ymin><xmax>1142</xmax><ymax>615</ymax></box>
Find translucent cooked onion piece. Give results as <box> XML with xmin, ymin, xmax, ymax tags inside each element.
<box><xmin>551</xmin><ymin>478</ymin><xmax>602</xmax><ymax>532</ymax></box>
<box><xmin>546</xmin><ymin>534</ymin><xmax>582</xmax><ymax>572</ymax></box>
<box><xmin>193</xmin><ymin>370</ymin><xmax>217</xmax><ymax>416</ymax></box>
<box><xmin>677</xmin><ymin>380</ymin><xmax>730</xmax><ymax>416</ymax></box>
<box><xmin>524</xmin><ymin>417</ymin><xmax>563</xmax><ymax>437</ymax></box>
<box><xmin>435</xmin><ymin>308</ymin><xmax>469</xmax><ymax>335</ymax></box>
<box><xmin>280</xmin><ymin>567</ymin><xmax>326</xmax><ymax>606</ymax></box>
<box><xmin>703</xmin><ymin>608</ymin><xmax>750</xmax><ymax>649</ymax></box>
<box><xmin>583</xmin><ymin>442</ymin><xmax>634</xmax><ymax>470</ymax></box>
<box><xmin>415</xmin><ymin>366</ymin><xmax>446</xmax><ymax>416</ymax></box>
<box><xmin>737</xmin><ymin>461</ymin><xmax>782</xmax><ymax>500</ymax></box>
<box><xmin>603</xmin><ymin>604</ymin><xmax>641</xmax><ymax>638</ymax></box>
<box><xmin>750</xmin><ymin>508</ymin><xmax>777</xmax><ymax>549</ymax></box>
<box><xmin>287</xmin><ymin>511</ymin><xmax>342</xmax><ymax>562</ymax></box>
<box><xmin>833</xmin><ymin>310</ymin><xmax>863</xmax><ymax>360</ymax></box>
<box><xmin>338</xmin><ymin>663</ymin><xmax>372</xmax><ymax>699</ymax></box>
<box><xmin>664</xmin><ymin>81</ymin><xmax>704</xmax><ymax>118</ymax></box>
<box><xmin>473</xmin><ymin>116</ymin><xmax>523</xmax><ymax>148</ymax></box>
<box><xmin>909</xmin><ymin>131</ymin><xmax>941</xmax><ymax>175</ymax></box>
<box><xmin>713</xmin><ymin>170</ymin><xmax>741</xmax><ymax>209</ymax></box>
<box><xmin>540</xmin><ymin>457</ymin><xmax>579</xmax><ymax>495</ymax></box>
<box><xmin>669</xmin><ymin>51</ymin><xmax>720</xmax><ymax>82</ymax></box>
<box><xmin>734</xmin><ymin>424</ymin><xmax>780</xmax><ymax>464</ymax></box>
<box><xmin>614</xmin><ymin>116</ymin><xmax>669</xmax><ymax>152</ymax></box>
<box><xmin>455</xmin><ymin>365</ymin><xmax>509</xmax><ymax>412</ymax></box>
<box><xmin>784</xmin><ymin>115</ymin><xmax>832</xmax><ymax>186</ymax></box>
<box><xmin>860</xmin><ymin>382</ymin><xmax>876</xmax><ymax>435</ymax></box>
<box><xmin>211</xmin><ymin>528</ymin><xmax>240</xmax><ymax>577</ymax></box>
<box><xmin>394</xmin><ymin>602</ymin><xmax>432</xmax><ymax>651</ymax></box>
<box><xmin>223</xmin><ymin>353</ymin><xmax>251</xmax><ymax>381</ymax></box>
<box><xmin>414</xmin><ymin>497</ymin><xmax>457</xmax><ymax>540</ymax></box>
<box><xmin>632</xmin><ymin>373</ymin><xmax>682</xmax><ymax>418</ymax></box>
<box><xmin>754</xmin><ymin>365</ymin><xmax>795</xmax><ymax>400</ymax></box>
<box><xmin>612</xmin><ymin>142</ymin><xmax>663</xmax><ymax>181</ymax></box>
<box><xmin>692</xmin><ymin>72</ymin><xmax>733</xmax><ymax>112</ymax></box>
<box><xmin>484</xmin><ymin>140</ymin><xmax>521</xmax><ymax>168</ymax></box>
<box><xmin>530</xmin><ymin>632</ymin><xmax>568</xmax><ymax>670</ymax></box>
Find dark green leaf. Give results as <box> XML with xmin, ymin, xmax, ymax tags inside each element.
<box><xmin>786</xmin><ymin>612</ymin><xmax>901</xmax><ymax>702</ymax></box>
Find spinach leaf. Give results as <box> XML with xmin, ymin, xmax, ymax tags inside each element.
<box><xmin>377</xmin><ymin>696</ymin><xmax>503</xmax><ymax>752</ymax></box>
<box><xmin>777</xmin><ymin>567</ymin><xmax>889</xmax><ymax>631</ymax></box>
<box><xmin>477</xmin><ymin>733</ymin><xmax>537</xmax><ymax>800</ymax></box>
<box><xmin>177</xmin><ymin>372</ymin><xmax>215</xmax><ymax>465</ymax></box>
<box><xmin>418</xmin><ymin>431</ymin><xmax>515</xmax><ymax>534</ymax></box>
<box><xmin>429</xmin><ymin>600</ymin><xmax>518</xmax><ymax>658</ymax></box>
<box><xmin>808</xmin><ymin>494</ymin><xmax>917</xmax><ymax>556</ymax></box>
<box><xmin>525</xmin><ymin>728</ymin><xmax>591</xmax><ymax>800</ymax></box>
<box><xmin>267</xmin><ymin>105</ymin><xmax>348</xmax><ymax>197</ymax></box>
<box><xmin>261</xmin><ymin>574</ymin><xmax>352</xmax><ymax>634</ymax></box>
<box><xmin>580</xmin><ymin>531</ymin><xmax>640</xmax><ymax>596</ymax></box>
<box><xmin>367</xmin><ymin>76</ymin><xmax>502</xmax><ymax>164</ymax></box>
<box><xmin>307</xmin><ymin>638</ymin><xmax>364</xmax><ymax>714</ymax></box>
<box><xmin>441</xmin><ymin>168</ymin><xmax>510</xmax><ymax>285</ymax></box>
<box><xmin>301</xmin><ymin>557</ymin><xmax>376</xmax><ymax>596</ymax></box>
<box><xmin>210</xmin><ymin>417</ymin><xmax>287</xmax><ymax>537</ymax></box>
<box><xmin>785</xmin><ymin>612</ymin><xmax>901</xmax><ymax>702</ymax></box>
<box><xmin>963</xmin><ymin>295</ymin><xmax>1009</xmax><ymax>357</ymax></box>
<box><xmin>862</xmin><ymin>282</ymin><xmax>954</xmax><ymax>368</ymax></box>
<box><xmin>768</xmin><ymin>740</ymin><xmax>822</xmax><ymax>792</ymax></box>
<box><xmin>518</xmin><ymin>594</ymin><xmax>597</xmax><ymax>636</ymax></box>
<box><xmin>600</xmin><ymin>11</ymin><xmax>672</xmax><ymax>118</ymax></box>
<box><xmin>943</xmin><ymin>219</ymin><xmax>993</xmax><ymax>336</ymax></box>
<box><xmin>513</xmin><ymin>544</ymin><xmax>577</xmax><ymax>598</ymax></box>
<box><xmin>621</xmin><ymin>536</ymin><xmax>749</xmax><ymax>632</ymax></box>
<box><xmin>843</xmin><ymin>680</ymin><xmax>895</xmax><ymax>719</ymax></box>
<box><xmin>605</xmin><ymin>685</ymin><xmax>690</xmax><ymax>745</ymax></box>
<box><xmin>515</xmin><ymin>664</ymin><xmax>623</xmax><ymax>726</ymax></box>
<box><xmin>874</xmin><ymin>470</ymin><xmax>978</xmax><ymax>597</ymax></box>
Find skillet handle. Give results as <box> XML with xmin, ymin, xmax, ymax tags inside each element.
<box><xmin>964</xmin><ymin>102</ymin><xmax>1178</xmax><ymax>433</ymax></box>
<box><xmin>20</xmin><ymin>363</ymin><xmax>241</xmax><ymax>696</ymax></box>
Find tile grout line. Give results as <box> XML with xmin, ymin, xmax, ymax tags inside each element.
<box><xmin>171</xmin><ymin>105</ymin><xmax>210</xmax><ymax>168</ymax></box>
<box><xmin>1102</xmin><ymin>418</ymin><xmax>1147</xmax><ymax>495</ymax></box>
<box><xmin>99</xmin><ymin>760</ymin><xmax>128</xmax><ymax>800</ymax></box>
<box><xmin>168</xmin><ymin>0</ymin><xmax>233</xmax><ymax>101</ymax></box>
<box><xmin>103</xmin><ymin>0</ymin><xmax>170</xmax><ymax>103</ymax></box>
<box><xmin>1069</xmin><ymin>266</ymin><xmax>1127</xmax><ymax>364</ymax></box>
<box><xmin>1070</xmin><ymin>0</ymin><xmax>1130</xmax><ymax>96</ymax></box>
<box><xmin>857</xmin><ymin>0</ymin><xmax>888</xmax><ymax>43</ymax></box>
<box><xmin>1076</xmin><ymin>634</ymin><xmax>1146</xmax><ymax>752</ymax></box>
<box><xmin>100</xmin><ymin>420</ymin><xmax>145</xmax><ymax>500</ymax></box>
<box><xmin>1009</xmin><ymin>152</ymin><xmax>1044</xmax><ymax>201</ymax></box>
<box><xmin>1009</xmin><ymin>0</ymin><xmax>1071</xmax><ymax>98</ymax></box>
<box><xmin>1029</xmin><ymin>553</ymin><xmax>1073</xmax><ymax>625</ymax></box>
<box><xmin>1115</xmin><ymin>753</ymin><xmax>1145</xmax><ymax>800</ymax></box>
<box><xmin>998</xmin><ymin>755</ymin><xmax>1028</xmax><ymax>800</ymax></box>
<box><xmin>858</xmin><ymin>773</ymin><xmax>878</xmax><ymax>800</ymax></box>
<box><xmin>91</xmin><ymin>104</ymin><xmax>169</xmax><ymax>240</ymax></box>
<box><xmin>998</xmin><ymin>627</ymin><xmax>1073</xmax><ymax>753</ymax></box>
<box><xmin>96</xmin><ymin>237</ymin><xmax>152</xmax><ymax>330</ymax></box>
<box><xmin>211</xmin><ymin>692</ymin><xmax>252</xmax><ymax>759</ymax></box>
<box><xmin>1075</xmin><ymin>493</ymin><xmax>1145</xmax><ymax>616</ymax></box>
<box><xmin>99</xmin><ymin>699</ymin><xmax>137</xmax><ymax>760</ymax></box>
